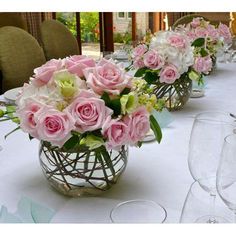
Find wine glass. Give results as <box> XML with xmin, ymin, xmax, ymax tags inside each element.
<box><xmin>110</xmin><ymin>199</ymin><xmax>167</xmax><ymax>223</ymax></box>
<box><xmin>180</xmin><ymin>180</ymin><xmax>231</xmax><ymax>223</ymax></box>
<box><xmin>188</xmin><ymin>111</ymin><xmax>236</xmax><ymax>223</ymax></box>
<box><xmin>217</xmin><ymin>133</ymin><xmax>236</xmax><ymax>223</ymax></box>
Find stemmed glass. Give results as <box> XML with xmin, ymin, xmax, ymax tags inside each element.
<box><xmin>217</xmin><ymin>133</ymin><xmax>236</xmax><ymax>222</ymax></box>
<box><xmin>110</xmin><ymin>199</ymin><xmax>167</xmax><ymax>223</ymax></box>
<box><xmin>188</xmin><ymin>111</ymin><xmax>236</xmax><ymax>223</ymax></box>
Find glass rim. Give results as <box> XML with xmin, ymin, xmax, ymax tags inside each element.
<box><xmin>224</xmin><ymin>133</ymin><xmax>236</xmax><ymax>145</ymax></box>
<box><xmin>194</xmin><ymin>110</ymin><xmax>236</xmax><ymax>125</ymax></box>
<box><xmin>110</xmin><ymin>199</ymin><xmax>167</xmax><ymax>223</ymax></box>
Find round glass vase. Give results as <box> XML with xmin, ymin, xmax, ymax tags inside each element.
<box><xmin>153</xmin><ymin>75</ymin><xmax>192</xmax><ymax>111</ymax></box>
<box><xmin>39</xmin><ymin>142</ymin><xmax>128</xmax><ymax>197</ymax></box>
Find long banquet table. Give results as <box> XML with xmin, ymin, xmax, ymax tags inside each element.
<box><xmin>1</xmin><ymin>63</ymin><xmax>236</xmax><ymax>223</ymax></box>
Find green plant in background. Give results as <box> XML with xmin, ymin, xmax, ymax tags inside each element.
<box><xmin>56</xmin><ymin>12</ymin><xmax>99</xmax><ymax>43</ymax></box>
<box><xmin>56</xmin><ymin>12</ymin><xmax>77</xmax><ymax>37</ymax></box>
<box><xmin>80</xmin><ymin>12</ymin><xmax>99</xmax><ymax>42</ymax></box>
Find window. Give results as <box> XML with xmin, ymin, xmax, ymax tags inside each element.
<box><xmin>128</xmin><ymin>12</ymin><xmax>132</xmax><ymax>19</ymax></box>
<box><xmin>118</xmin><ymin>12</ymin><xmax>125</xmax><ymax>18</ymax></box>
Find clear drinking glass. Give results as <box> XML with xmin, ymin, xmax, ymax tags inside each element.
<box><xmin>188</xmin><ymin>111</ymin><xmax>236</xmax><ymax>222</ymax></box>
<box><xmin>180</xmin><ymin>180</ymin><xmax>231</xmax><ymax>223</ymax></box>
<box><xmin>110</xmin><ymin>199</ymin><xmax>167</xmax><ymax>223</ymax></box>
<box><xmin>217</xmin><ymin>133</ymin><xmax>236</xmax><ymax>223</ymax></box>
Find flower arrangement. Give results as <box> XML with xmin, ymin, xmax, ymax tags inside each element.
<box><xmin>0</xmin><ymin>55</ymin><xmax>163</xmax><ymax>152</ymax></box>
<box><xmin>128</xmin><ymin>30</ymin><xmax>195</xmax><ymax>110</ymax></box>
<box><xmin>175</xmin><ymin>17</ymin><xmax>232</xmax><ymax>76</ymax></box>
<box><xmin>130</xmin><ymin>30</ymin><xmax>194</xmax><ymax>85</ymax></box>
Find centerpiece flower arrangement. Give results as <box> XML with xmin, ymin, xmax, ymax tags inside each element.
<box><xmin>0</xmin><ymin>55</ymin><xmax>163</xmax><ymax>197</ymax></box>
<box><xmin>129</xmin><ymin>30</ymin><xmax>195</xmax><ymax>111</ymax></box>
<box><xmin>175</xmin><ymin>17</ymin><xmax>232</xmax><ymax>75</ymax></box>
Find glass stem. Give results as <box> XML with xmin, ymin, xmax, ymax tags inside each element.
<box><xmin>208</xmin><ymin>193</ymin><xmax>217</xmax><ymax>223</ymax></box>
<box><xmin>234</xmin><ymin>211</ymin><xmax>236</xmax><ymax>223</ymax></box>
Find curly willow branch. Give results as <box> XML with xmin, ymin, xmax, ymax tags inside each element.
<box><xmin>153</xmin><ymin>77</ymin><xmax>192</xmax><ymax>111</ymax></box>
<box><xmin>39</xmin><ymin>143</ymin><xmax>128</xmax><ymax>197</ymax></box>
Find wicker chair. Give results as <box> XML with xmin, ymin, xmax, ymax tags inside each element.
<box><xmin>0</xmin><ymin>26</ymin><xmax>46</xmax><ymax>93</ymax></box>
<box><xmin>40</xmin><ymin>19</ymin><xmax>80</xmax><ymax>60</ymax></box>
<box><xmin>172</xmin><ymin>14</ymin><xmax>209</xmax><ymax>29</ymax></box>
<box><xmin>0</xmin><ymin>13</ymin><xmax>28</xmax><ymax>31</ymax></box>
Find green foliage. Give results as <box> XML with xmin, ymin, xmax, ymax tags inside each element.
<box><xmin>56</xmin><ymin>12</ymin><xmax>77</xmax><ymax>37</ymax></box>
<box><xmin>200</xmin><ymin>48</ymin><xmax>209</xmax><ymax>57</ymax></box>
<box><xmin>191</xmin><ymin>38</ymin><xmax>205</xmax><ymax>47</ymax></box>
<box><xmin>101</xmin><ymin>92</ymin><xmax>121</xmax><ymax>117</ymax></box>
<box><xmin>114</xmin><ymin>32</ymin><xmax>132</xmax><ymax>44</ymax></box>
<box><xmin>80</xmin><ymin>12</ymin><xmax>99</xmax><ymax>42</ymax></box>
<box><xmin>56</xmin><ymin>12</ymin><xmax>99</xmax><ymax>42</ymax></box>
<box><xmin>150</xmin><ymin>115</ymin><xmax>162</xmax><ymax>143</ymax></box>
<box><xmin>143</xmin><ymin>71</ymin><xmax>158</xmax><ymax>84</ymax></box>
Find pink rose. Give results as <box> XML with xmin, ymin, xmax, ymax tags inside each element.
<box><xmin>33</xmin><ymin>59</ymin><xmax>64</xmax><ymax>86</ymax></box>
<box><xmin>132</xmin><ymin>44</ymin><xmax>148</xmax><ymax>58</ymax></box>
<box><xmin>168</xmin><ymin>34</ymin><xmax>187</xmax><ymax>49</ymax></box>
<box><xmin>83</xmin><ymin>59</ymin><xmax>131</xmax><ymax>96</ymax></box>
<box><xmin>102</xmin><ymin>118</ymin><xmax>129</xmax><ymax>149</ymax></box>
<box><xmin>16</xmin><ymin>99</ymin><xmax>43</xmax><ymax>138</ymax></box>
<box><xmin>218</xmin><ymin>23</ymin><xmax>232</xmax><ymax>45</ymax></box>
<box><xmin>34</xmin><ymin>107</ymin><xmax>75</xmax><ymax>147</ymax></box>
<box><xmin>193</xmin><ymin>56</ymin><xmax>213</xmax><ymax>74</ymax></box>
<box><xmin>195</xmin><ymin>28</ymin><xmax>208</xmax><ymax>38</ymax></box>
<box><xmin>159</xmin><ymin>64</ymin><xmax>180</xmax><ymax>84</ymax></box>
<box><xmin>143</xmin><ymin>50</ymin><xmax>164</xmax><ymax>70</ymax></box>
<box><xmin>133</xmin><ymin>57</ymin><xmax>145</xmax><ymax>69</ymax></box>
<box><xmin>207</xmin><ymin>25</ymin><xmax>219</xmax><ymax>41</ymax></box>
<box><xmin>190</xmin><ymin>17</ymin><xmax>201</xmax><ymax>28</ymax></box>
<box><xmin>65</xmin><ymin>55</ymin><xmax>96</xmax><ymax>78</ymax></box>
<box><xmin>124</xmin><ymin>106</ymin><xmax>150</xmax><ymax>145</ymax></box>
<box><xmin>186</xmin><ymin>31</ymin><xmax>197</xmax><ymax>42</ymax></box>
<box><xmin>66</xmin><ymin>90</ymin><xmax>113</xmax><ymax>133</ymax></box>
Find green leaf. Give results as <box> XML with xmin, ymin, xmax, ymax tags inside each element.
<box><xmin>101</xmin><ymin>92</ymin><xmax>121</xmax><ymax>116</ymax></box>
<box><xmin>6</xmin><ymin>106</ymin><xmax>16</xmax><ymax>118</ymax></box>
<box><xmin>101</xmin><ymin>92</ymin><xmax>110</xmax><ymax>106</ymax></box>
<box><xmin>121</xmin><ymin>87</ymin><xmax>131</xmax><ymax>95</ymax></box>
<box><xmin>109</xmin><ymin>99</ymin><xmax>121</xmax><ymax>116</ymax></box>
<box><xmin>200</xmin><ymin>48</ymin><xmax>209</xmax><ymax>57</ymax></box>
<box><xmin>100</xmin><ymin>146</ymin><xmax>116</xmax><ymax>177</ymax></box>
<box><xmin>149</xmin><ymin>115</ymin><xmax>162</xmax><ymax>143</ymax></box>
<box><xmin>134</xmin><ymin>67</ymin><xmax>147</xmax><ymax>77</ymax></box>
<box><xmin>144</xmin><ymin>72</ymin><xmax>157</xmax><ymax>84</ymax></box>
<box><xmin>4</xmin><ymin>126</ymin><xmax>20</xmax><ymax>139</ymax></box>
<box><xmin>63</xmin><ymin>135</ymin><xmax>80</xmax><ymax>150</ymax></box>
<box><xmin>191</xmin><ymin>38</ymin><xmax>205</xmax><ymax>47</ymax></box>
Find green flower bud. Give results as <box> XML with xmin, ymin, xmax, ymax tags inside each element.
<box><xmin>80</xmin><ymin>134</ymin><xmax>104</xmax><ymax>150</ymax></box>
<box><xmin>120</xmin><ymin>92</ymin><xmax>138</xmax><ymax>114</ymax></box>
<box><xmin>0</xmin><ymin>109</ymin><xmax>4</xmax><ymax>117</ymax></box>
<box><xmin>189</xmin><ymin>70</ymin><xmax>201</xmax><ymax>81</ymax></box>
<box><xmin>54</xmin><ymin>70</ymin><xmax>78</xmax><ymax>98</ymax></box>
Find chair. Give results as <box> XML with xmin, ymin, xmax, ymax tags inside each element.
<box><xmin>0</xmin><ymin>26</ymin><xmax>46</xmax><ymax>93</ymax></box>
<box><xmin>40</xmin><ymin>19</ymin><xmax>80</xmax><ymax>60</ymax></box>
<box><xmin>172</xmin><ymin>14</ymin><xmax>209</xmax><ymax>30</ymax></box>
<box><xmin>0</xmin><ymin>13</ymin><xmax>28</xmax><ymax>31</ymax></box>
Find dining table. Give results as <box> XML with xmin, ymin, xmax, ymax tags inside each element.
<box><xmin>0</xmin><ymin>62</ymin><xmax>236</xmax><ymax>223</ymax></box>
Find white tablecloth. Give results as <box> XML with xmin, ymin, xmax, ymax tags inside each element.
<box><xmin>1</xmin><ymin>63</ymin><xmax>236</xmax><ymax>223</ymax></box>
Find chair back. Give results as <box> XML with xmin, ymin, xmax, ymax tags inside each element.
<box><xmin>172</xmin><ymin>14</ymin><xmax>209</xmax><ymax>29</ymax></box>
<box><xmin>0</xmin><ymin>13</ymin><xmax>28</xmax><ymax>31</ymax></box>
<box><xmin>0</xmin><ymin>26</ymin><xmax>46</xmax><ymax>92</ymax></box>
<box><xmin>40</xmin><ymin>19</ymin><xmax>80</xmax><ymax>60</ymax></box>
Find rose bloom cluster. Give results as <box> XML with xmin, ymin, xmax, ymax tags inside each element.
<box><xmin>176</xmin><ymin>17</ymin><xmax>232</xmax><ymax>76</ymax></box>
<box><xmin>15</xmin><ymin>56</ymin><xmax>160</xmax><ymax>150</ymax></box>
<box><xmin>131</xmin><ymin>31</ymin><xmax>194</xmax><ymax>84</ymax></box>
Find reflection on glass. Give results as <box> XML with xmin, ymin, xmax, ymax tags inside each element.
<box><xmin>188</xmin><ymin>111</ymin><xmax>236</xmax><ymax>222</ymax></box>
<box><xmin>110</xmin><ymin>199</ymin><xmax>167</xmax><ymax>223</ymax></box>
<box><xmin>217</xmin><ymin>134</ymin><xmax>236</xmax><ymax>223</ymax></box>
